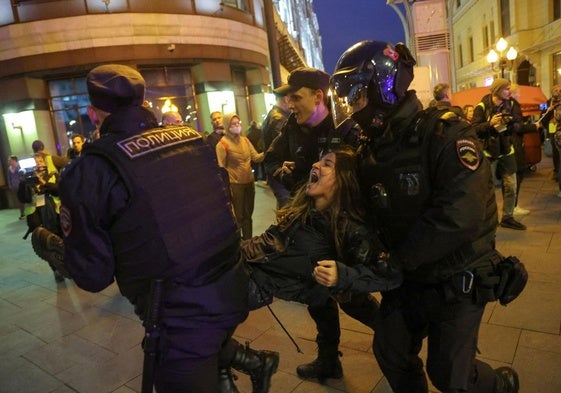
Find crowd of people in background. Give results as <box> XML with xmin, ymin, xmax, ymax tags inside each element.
<box><xmin>9</xmin><ymin>37</ymin><xmax>561</xmax><ymax>393</ymax></box>
<box><xmin>537</xmin><ymin>84</ymin><xmax>561</xmax><ymax>198</ymax></box>
<box><xmin>427</xmin><ymin>77</ymin><xmax>561</xmax><ymax>227</ymax></box>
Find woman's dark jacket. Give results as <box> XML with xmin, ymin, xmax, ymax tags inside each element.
<box><xmin>242</xmin><ymin>210</ymin><xmax>402</xmax><ymax>308</ymax></box>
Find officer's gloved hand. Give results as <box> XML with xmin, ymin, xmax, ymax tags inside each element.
<box><xmin>372</xmin><ymin>252</ymin><xmax>403</xmax><ymax>288</ymax></box>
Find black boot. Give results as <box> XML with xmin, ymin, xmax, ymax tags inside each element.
<box><xmin>31</xmin><ymin>227</ymin><xmax>71</xmax><ymax>278</ymax></box>
<box><xmin>296</xmin><ymin>349</ymin><xmax>343</xmax><ymax>381</ymax></box>
<box><xmin>494</xmin><ymin>367</ymin><xmax>519</xmax><ymax>393</ymax></box>
<box><xmin>231</xmin><ymin>341</ymin><xmax>279</xmax><ymax>393</ymax></box>
<box><xmin>218</xmin><ymin>368</ymin><xmax>240</xmax><ymax>393</ymax></box>
<box><xmin>297</xmin><ymin>300</ymin><xmax>344</xmax><ymax>381</ymax></box>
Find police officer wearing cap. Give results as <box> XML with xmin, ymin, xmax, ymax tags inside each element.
<box><xmin>329</xmin><ymin>41</ymin><xmax>520</xmax><ymax>393</ymax></box>
<box><xmin>55</xmin><ymin>64</ymin><xmax>250</xmax><ymax>392</ymax></box>
<box><xmin>264</xmin><ymin>67</ymin><xmax>360</xmax><ymax>199</ymax></box>
<box><xmin>264</xmin><ymin>67</ymin><xmax>382</xmax><ymax>382</ymax></box>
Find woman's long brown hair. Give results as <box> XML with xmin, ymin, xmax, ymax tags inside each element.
<box><xmin>275</xmin><ymin>146</ymin><xmax>367</xmax><ymax>257</ymax></box>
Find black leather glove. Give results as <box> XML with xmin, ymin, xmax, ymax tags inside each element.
<box><xmin>371</xmin><ymin>251</ymin><xmax>402</xmax><ymax>279</ymax></box>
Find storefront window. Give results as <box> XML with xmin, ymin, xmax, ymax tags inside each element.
<box><xmin>48</xmin><ymin>77</ymin><xmax>96</xmax><ymax>154</ymax></box>
<box><xmin>139</xmin><ymin>66</ymin><xmax>197</xmax><ymax>129</ymax></box>
<box><xmin>47</xmin><ymin>67</ymin><xmax>198</xmax><ymax>146</ymax></box>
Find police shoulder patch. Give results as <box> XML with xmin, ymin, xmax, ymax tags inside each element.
<box><xmin>60</xmin><ymin>205</ymin><xmax>72</xmax><ymax>237</ymax></box>
<box><xmin>456</xmin><ymin>139</ymin><xmax>480</xmax><ymax>171</ymax></box>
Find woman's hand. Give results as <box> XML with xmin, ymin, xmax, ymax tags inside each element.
<box><xmin>313</xmin><ymin>260</ymin><xmax>338</xmax><ymax>287</ymax></box>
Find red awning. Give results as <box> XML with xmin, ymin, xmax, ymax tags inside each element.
<box><xmin>451</xmin><ymin>86</ymin><xmax>548</xmax><ymax>117</ymax></box>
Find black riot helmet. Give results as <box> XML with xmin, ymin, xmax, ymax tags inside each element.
<box><xmin>330</xmin><ymin>40</ymin><xmax>416</xmax><ymax>130</ymax></box>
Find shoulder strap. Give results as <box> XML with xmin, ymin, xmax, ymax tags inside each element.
<box><xmin>412</xmin><ymin>106</ymin><xmax>452</xmax><ymax>143</ymax></box>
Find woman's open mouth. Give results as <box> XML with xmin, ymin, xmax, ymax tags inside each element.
<box><xmin>310</xmin><ymin>171</ymin><xmax>319</xmax><ymax>183</ymax></box>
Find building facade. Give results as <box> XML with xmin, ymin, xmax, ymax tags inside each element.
<box><xmin>0</xmin><ymin>0</ymin><xmax>323</xmax><ymax>208</ymax></box>
<box><xmin>451</xmin><ymin>0</ymin><xmax>561</xmax><ymax>93</ymax></box>
<box><xmin>391</xmin><ymin>0</ymin><xmax>561</xmax><ymax>105</ymax></box>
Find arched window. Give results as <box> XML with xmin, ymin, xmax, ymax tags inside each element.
<box><xmin>516</xmin><ymin>60</ymin><xmax>536</xmax><ymax>86</ymax></box>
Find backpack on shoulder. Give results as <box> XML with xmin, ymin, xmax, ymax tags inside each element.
<box><xmin>17</xmin><ymin>181</ymin><xmax>34</xmax><ymax>204</ymax></box>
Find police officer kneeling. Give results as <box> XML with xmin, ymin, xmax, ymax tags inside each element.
<box><xmin>32</xmin><ymin>64</ymin><xmax>277</xmax><ymax>392</ymax></box>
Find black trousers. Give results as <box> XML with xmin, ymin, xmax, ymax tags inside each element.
<box><xmin>373</xmin><ymin>284</ymin><xmax>496</xmax><ymax>393</ymax></box>
<box><xmin>307</xmin><ymin>293</ymin><xmax>379</xmax><ymax>357</ymax></box>
<box><xmin>154</xmin><ymin>326</ymin><xmax>236</xmax><ymax>393</ymax></box>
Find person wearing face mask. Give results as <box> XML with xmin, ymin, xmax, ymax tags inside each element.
<box><xmin>216</xmin><ymin>113</ymin><xmax>265</xmax><ymax>240</ymax></box>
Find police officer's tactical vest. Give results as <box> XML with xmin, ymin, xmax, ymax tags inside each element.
<box><xmin>360</xmin><ymin>107</ymin><xmax>477</xmax><ymax>250</ymax></box>
<box><xmin>84</xmin><ymin>126</ymin><xmax>240</xmax><ymax>283</ymax></box>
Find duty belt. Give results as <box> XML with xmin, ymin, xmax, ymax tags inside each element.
<box><xmin>435</xmin><ymin>231</ymin><xmax>496</xmax><ymax>279</ymax></box>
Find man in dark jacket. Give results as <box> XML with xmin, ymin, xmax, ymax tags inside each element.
<box><xmin>472</xmin><ymin>78</ymin><xmax>526</xmax><ymax>230</ymax></box>
<box><xmin>31</xmin><ymin>64</ymin><xmax>268</xmax><ymax>392</ymax></box>
<box><xmin>431</xmin><ymin>82</ymin><xmax>464</xmax><ymax>117</ymax></box>
<box><xmin>264</xmin><ymin>67</ymin><xmax>360</xmax><ymax>201</ymax></box>
<box><xmin>66</xmin><ymin>133</ymin><xmax>85</xmax><ymax>159</ymax></box>
<box><xmin>206</xmin><ymin>110</ymin><xmax>225</xmax><ymax>151</ymax></box>
<box><xmin>262</xmin><ymin>91</ymin><xmax>291</xmax><ymax>207</ymax></box>
<box><xmin>330</xmin><ymin>40</ymin><xmax>520</xmax><ymax>393</ymax></box>
<box><xmin>246</xmin><ymin>120</ymin><xmax>265</xmax><ymax>181</ymax></box>
<box><xmin>263</xmin><ymin>93</ymin><xmax>290</xmax><ymax>151</ymax></box>
<box><xmin>264</xmin><ymin>67</ymin><xmax>377</xmax><ymax>382</ymax></box>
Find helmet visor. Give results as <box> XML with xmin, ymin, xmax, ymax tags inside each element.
<box><xmin>330</xmin><ymin>83</ymin><xmax>368</xmax><ymax>128</ymax></box>
<box><xmin>330</xmin><ymin>68</ymin><xmax>371</xmax><ymax>128</ymax></box>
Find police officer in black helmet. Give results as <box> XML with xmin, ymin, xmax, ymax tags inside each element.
<box><xmin>32</xmin><ymin>64</ymin><xmax>280</xmax><ymax>392</ymax></box>
<box><xmin>329</xmin><ymin>41</ymin><xmax>520</xmax><ymax>393</ymax></box>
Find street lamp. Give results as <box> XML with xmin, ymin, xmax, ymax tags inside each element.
<box><xmin>487</xmin><ymin>37</ymin><xmax>518</xmax><ymax>78</ymax></box>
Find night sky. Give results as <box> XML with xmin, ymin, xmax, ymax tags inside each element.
<box><xmin>313</xmin><ymin>0</ymin><xmax>407</xmax><ymax>74</ymax></box>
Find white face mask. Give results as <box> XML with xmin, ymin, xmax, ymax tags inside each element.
<box><xmin>229</xmin><ymin>125</ymin><xmax>242</xmax><ymax>134</ymax></box>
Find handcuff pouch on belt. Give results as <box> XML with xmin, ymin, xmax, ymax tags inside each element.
<box><xmin>468</xmin><ymin>251</ymin><xmax>528</xmax><ymax>305</ymax></box>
